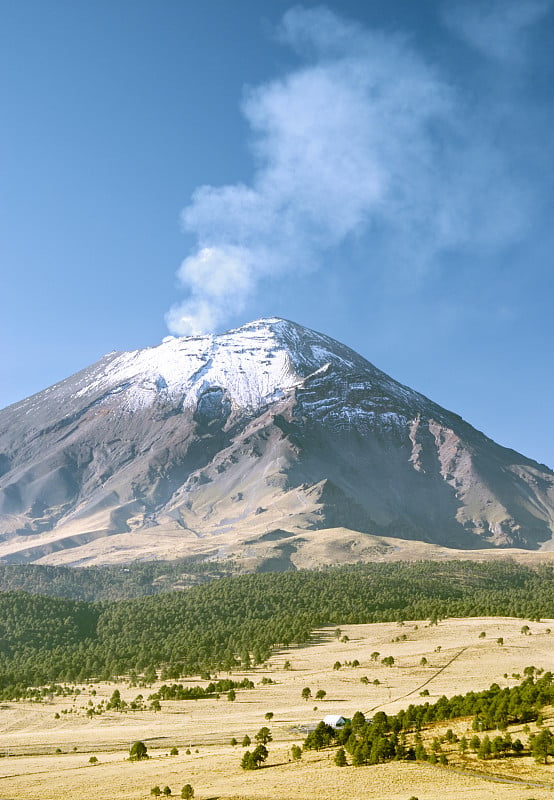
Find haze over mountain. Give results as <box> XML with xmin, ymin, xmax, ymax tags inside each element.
<box><xmin>0</xmin><ymin>318</ymin><xmax>553</xmax><ymax>568</ymax></box>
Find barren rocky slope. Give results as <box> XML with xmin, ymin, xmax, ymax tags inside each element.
<box><xmin>0</xmin><ymin>318</ymin><xmax>553</xmax><ymax>565</ymax></box>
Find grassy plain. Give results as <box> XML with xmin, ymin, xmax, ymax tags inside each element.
<box><xmin>1</xmin><ymin>616</ymin><xmax>553</xmax><ymax>800</ymax></box>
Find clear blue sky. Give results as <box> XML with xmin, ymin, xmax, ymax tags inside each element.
<box><xmin>1</xmin><ymin>0</ymin><xmax>553</xmax><ymax>467</ymax></box>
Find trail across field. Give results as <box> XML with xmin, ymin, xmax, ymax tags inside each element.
<box><xmin>364</xmin><ymin>646</ymin><xmax>469</xmax><ymax>715</ymax></box>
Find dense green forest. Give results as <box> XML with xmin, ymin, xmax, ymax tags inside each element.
<box><xmin>0</xmin><ymin>558</ymin><xmax>236</xmax><ymax>601</ymax></box>
<box><xmin>1</xmin><ymin>560</ymin><xmax>553</xmax><ymax>695</ymax></box>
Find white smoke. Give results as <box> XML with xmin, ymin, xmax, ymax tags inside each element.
<box><xmin>165</xmin><ymin>5</ymin><xmax>538</xmax><ymax>336</ymax></box>
<box><xmin>442</xmin><ymin>0</ymin><xmax>552</xmax><ymax>63</ymax></box>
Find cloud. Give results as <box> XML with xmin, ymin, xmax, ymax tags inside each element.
<box><xmin>442</xmin><ymin>0</ymin><xmax>552</xmax><ymax>63</ymax></box>
<box><xmin>165</xmin><ymin>5</ymin><xmax>536</xmax><ymax>336</ymax></box>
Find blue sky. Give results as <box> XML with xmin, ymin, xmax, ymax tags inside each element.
<box><xmin>1</xmin><ymin>0</ymin><xmax>553</xmax><ymax>467</ymax></box>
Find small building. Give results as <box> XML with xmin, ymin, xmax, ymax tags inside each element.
<box><xmin>323</xmin><ymin>714</ymin><xmax>348</xmax><ymax>728</ymax></box>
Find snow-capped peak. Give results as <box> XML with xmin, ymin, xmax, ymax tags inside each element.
<box><xmin>67</xmin><ymin>316</ymin><xmax>427</xmax><ymax>415</ymax></box>
<box><xmin>71</xmin><ymin>318</ymin><xmax>313</xmax><ymax>411</ymax></box>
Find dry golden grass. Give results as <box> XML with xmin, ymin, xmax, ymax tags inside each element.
<box><xmin>1</xmin><ymin>616</ymin><xmax>554</xmax><ymax>799</ymax></box>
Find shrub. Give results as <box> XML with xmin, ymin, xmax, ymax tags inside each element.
<box><xmin>129</xmin><ymin>740</ymin><xmax>148</xmax><ymax>760</ymax></box>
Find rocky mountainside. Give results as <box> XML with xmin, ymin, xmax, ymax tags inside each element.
<box><xmin>1</xmin><ymin>318</ymin><xmax>553</xmax><ymax>567</ymax></box>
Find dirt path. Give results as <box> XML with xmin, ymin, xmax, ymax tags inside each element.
<box><xmin>364</xmin><ymin>646</ymin><xmax>468</xmax><ymax>715</ymax></box>
<box><xmin>427</xmin><ymin>760</ymin><xmax>554</xmax><ymax>789</ymax></box>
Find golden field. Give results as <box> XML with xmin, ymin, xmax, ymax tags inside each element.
<box><xmin>1</xmin><ymin>616</ymin><xmax>553</xmax><ymax>800</ymax></box>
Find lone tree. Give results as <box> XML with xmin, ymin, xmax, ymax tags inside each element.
<box><xmin>242</xmin><ymin>734</ymin><xmax>251</xmax><ymax>747</ymax></box>
<box><xmin>181</xmin><ymin>785</ymin><xmax>194</xmax><ymax>800</ymax></box>
<box><xmin>129</xmin><ymin>740</ymin><xmax>148</xmax><ymax>760</ymax></box>
<box><xmin>255</xmin><ymin>726</ymin><xmax>272</xmax><ymax>745</ymax></box>
<box><xmin>315</xmin><ymin>690</ymin><xmax>327</xmax><ymax>701</ymax></box>
<box><xmin>291</xmin><ymin>744</ymin><xmax>302</xmax><ymax>761</ymax></box>
<box><xmin>241</xmin><ymin>744</ymin><xmax>268</xmax><ymax>770</ymax></box>
<box><xmin>301</xmin><ymin>687</ymin><xmax>312</xmax><ymax>701</ymax></box>
<box><xmin>334</xmin><ymin>747</ymin><xmax>347</xmax><ymax>766</ymax></box>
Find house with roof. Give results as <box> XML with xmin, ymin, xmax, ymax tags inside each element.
<box><xmin>323</xmin><ymin>714</ymin><xmax>349</xmax><ymax>728</ymax></box>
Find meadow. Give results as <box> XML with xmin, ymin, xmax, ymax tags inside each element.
<box><xmin>1</xmin><ymin>615</ymin><xmax>553</xmax><ymax>800</ymax></box>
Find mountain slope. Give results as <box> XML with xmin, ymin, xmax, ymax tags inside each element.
<box><xmin>0</xmin><ymin>318</ymin><xmax>553</xmax><ymax>566</ymax></box>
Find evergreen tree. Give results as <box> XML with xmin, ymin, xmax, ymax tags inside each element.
<box><xmin>478</xmin><ymin>735</ymin><xmax>491</xmax><ymax>760</ymax></box>
<box><xmin>255</xmin><ymin>727</ymin><xmax>272</xmax><ymax>745</ymax></box>
<box><xmin>531</xmin><ymin>729</ymin><xmax>554</xmax><ymax>764</ymax></box>
<box><xmin>129</xmin><ymin>741</ymin><xmax>148</xmax><ymax>760</ymax></box>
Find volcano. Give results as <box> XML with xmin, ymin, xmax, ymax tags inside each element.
<box><xmin>1</xmin><ymin>318</ymin><xmax>553</xmax><ymax>566</ymax></box>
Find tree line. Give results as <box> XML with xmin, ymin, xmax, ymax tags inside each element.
<box><xmin>1</xmin><ymin>560</ymin><xmax>554</xmax><ymax>694</ymax></box>
<box><xmin>149</xmin><ymin>678</ymin><xmax>254</xmax><ymax>701</ymax></box>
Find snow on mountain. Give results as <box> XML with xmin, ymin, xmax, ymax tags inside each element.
<box><xmin>0</xmin><ymin>318</ymin><xmax>553</xmax><ymax>567</ymax></box>
<box><xmin>73</xmin><ymin>318</ymin><xmax>301</xmax><ymax>412</ymax></box>
<box><xmin>60</xmin><ymin>317</ymin><xmax>425</xmax><ymax>415</ymax></box>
